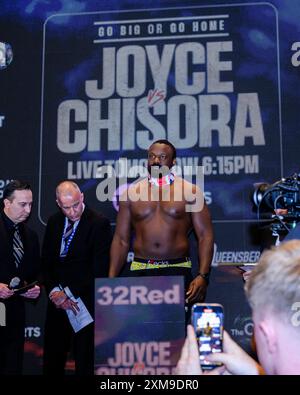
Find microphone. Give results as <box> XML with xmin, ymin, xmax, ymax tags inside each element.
<box><xmin>9</xmin><ymin>277</ymin><xmax>20</xmax><ymax>289</ymax></box>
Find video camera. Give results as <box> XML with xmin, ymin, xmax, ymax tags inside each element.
<box><xmin>252</xmin><ymin>173</ymin><xmax>300</xmax><ymax>234</ymax></box>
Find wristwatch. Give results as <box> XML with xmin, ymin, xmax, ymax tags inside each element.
<box><xmin>197</xmin><ymin>272</ymin><xmax>210</xmax><ymax>284</ymax></box>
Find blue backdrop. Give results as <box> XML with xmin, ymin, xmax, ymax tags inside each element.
<box><xmin>1</xmin><ymin>0</ymin><xmax>300</xmax><ymax>374</ymax></box>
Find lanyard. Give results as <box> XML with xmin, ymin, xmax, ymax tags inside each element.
<box><xmin>63</xmin><ymin>226</ymin><xmax>76</xmax><ymax>253</ymax></box>
<box><xmin>60</xmin><ymin>221</ymin><xmax>78</xmax><ymax>257</ymax></box>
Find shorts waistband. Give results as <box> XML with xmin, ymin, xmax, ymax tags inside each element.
<box><xmin>130</xmin><ymin>257</ymin><xmax>192</xmax><ymax>271</ymax></box>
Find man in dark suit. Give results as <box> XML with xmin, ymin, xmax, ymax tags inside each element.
<box><xmin>42</xmin><ymin>180</ymin><xmax>112</xmax><ymax>375</ymax></box>
<box><xmin>0</xmin><ymin>180</ymin><xmax>40</xmax><ymax>375</ymax></box>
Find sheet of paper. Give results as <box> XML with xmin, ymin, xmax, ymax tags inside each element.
<box><xmin>63</xmin><ymin>286</ymin><xmax>94</xmax><ymax>333</ymax></box>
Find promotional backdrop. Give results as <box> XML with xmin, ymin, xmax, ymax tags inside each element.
<box><xmin>1</xmin><ymin>0</ymin><xmax>300</xmax><ymax>374</ymax></box>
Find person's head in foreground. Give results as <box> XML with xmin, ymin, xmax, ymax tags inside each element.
<box><xmin>176</xmin><ymin>240</ymin><xmax>300</xmax><ymax>375</ymax></box>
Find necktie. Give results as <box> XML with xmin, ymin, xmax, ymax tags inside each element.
<box><xmin>60</xmin><ymin>220</ymin><xmax>74</xmax><ymax>258</ymax></box>
<box><xmin>13</xmin><ymin>224</ymin><xmax>24</xmax><ymax>268</ymax></box>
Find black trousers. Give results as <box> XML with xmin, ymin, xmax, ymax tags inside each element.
<box><xmin>0</xmin><ymin>298</ymin><xmax>25</xmax><ymax>375</ymax></box>
<box><xmin>43</xmin><ymin>302</ymin><xmax>94</xmax><ymax>375</ymax></box>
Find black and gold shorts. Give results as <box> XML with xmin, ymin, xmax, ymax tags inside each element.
<box><xmin>130</xmin><ymin>257</ymin><xmax>192</xmax><ymax>271</ymax></box>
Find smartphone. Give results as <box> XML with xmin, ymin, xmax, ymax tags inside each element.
<box><xmin>191</xmin><ymin>303</ymin><xmax>224</xmax><ymax>370</ymax></box>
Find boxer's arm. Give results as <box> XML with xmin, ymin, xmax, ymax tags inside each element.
<box><xmin>192</xmin><ymin>199</ymin><xmax>214</xmax><ymax>276</ymax></box>
<box><xmin>186</xmin><ymin>188</ymin><xmax>214</xmax><ymax>303</ymax></box>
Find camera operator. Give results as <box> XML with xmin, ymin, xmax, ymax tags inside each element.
<box><xmin>253</xmin><ymin>173</ymin><xmax>300</xmax><ymax>247</ymax></box>
<box><xmin>278</xmin><ymin>211</ymin><xmax>300</xmax><ymax>241</ymax></box>
<box><xmin>271</xmin><ymin>208</ymin><xmax>300</xmax><ymax>242</ymax></box>
<box><xmin>243</xmin><ymin>175</ymin><xmax>300</xmax><ymax>282</ymax></box>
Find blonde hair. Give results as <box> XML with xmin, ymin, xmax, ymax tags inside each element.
<box><xmin>245</xmin><ymin>240</ymin><xmax>300</xmax><ymax>324</ymax></box>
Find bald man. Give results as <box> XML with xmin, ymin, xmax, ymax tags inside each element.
<box><xmin>42</xmin><ymin>181</ymin><xmax>112</xmax><ymax>375</ymax></box>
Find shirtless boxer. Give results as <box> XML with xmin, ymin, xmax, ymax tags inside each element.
<box><xmin>109</xmin><ymin>139</ymin><xmax>214</xmax><ymax>304</ymax></box>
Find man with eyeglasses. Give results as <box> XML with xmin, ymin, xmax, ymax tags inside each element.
<box><xmin>109</xmin><ymin>140</ymin><xmax>214</xmax><ymax>318</ymax></box>
<box><xmin>42</xmin><ymin>180</ymin><xmax>112</xmax><ymax>375</ymax></box>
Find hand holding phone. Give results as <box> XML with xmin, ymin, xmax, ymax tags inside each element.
<box><xmin>191</xmin><ymin>303</ymin><xmax>224</xmax><ymax>370</ymax></box>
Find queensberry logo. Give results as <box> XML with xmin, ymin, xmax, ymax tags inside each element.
<box><xmin>212</xmin><ymin>244</ymin><xmax>260</xmax><ymax>265</ymax></box>
<box><xmin>96</xmin><ymin>284</ymin><xmax>180</xmax><ymax>306</ymax></box>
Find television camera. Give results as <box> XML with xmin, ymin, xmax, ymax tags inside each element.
<box><xmin>253</xmin><ymin>173</ymin><xmax>300</xmax><ymax>235</ymax></box>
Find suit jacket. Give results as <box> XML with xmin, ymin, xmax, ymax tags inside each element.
<box><xmin>0</xmin><ymin>212</ymin><xmax>40</xmax><ymax>289</ymax></box>
<box><xmin>0</xmin><ymin>212</ymin><xmax>40</xmax><ymax>322</ymax></box>
<box><xmin>42</xmin><ymin>207</ymin><xmax>112</xmax><ymax>311</ymax></box>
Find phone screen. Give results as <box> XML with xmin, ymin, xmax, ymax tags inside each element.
<box><xmin>192</xmin><ymin>303</ymin><xmax>224</xmax><ymax>370</ymax></box>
